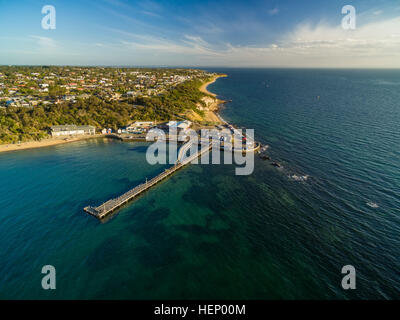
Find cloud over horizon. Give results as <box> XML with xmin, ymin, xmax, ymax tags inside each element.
<box><xmin>95</xmin><ymin>14</ymin><xmax>400</xmax><ymax>68</ymax></box>
<box><xmin>1</xmin><ymin>0</ymin><xmax>400</xmax><ymax>67</ymax></box>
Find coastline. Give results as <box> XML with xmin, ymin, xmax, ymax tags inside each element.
<box><xmin>198</xmin><ymin>74</ymin><xmax>227</xmax><ymax>125</ymax></box>
<box><xmin>0</xmin><ymin>135</ymin><xmax>101</xmax><ymax>154</ymax></box>
<box><xmin>199</xmin><ymin>75</ymin><xmax>260</xmax><ymax>152</ymax></box>
<box><xmin>199</xmin><ymin>74</ymin><xmax>226</xmax><ymax>97</ymax></box>
<box><xmin>0</xmin><ymin>74</ymin><xmax>228</xmax><ymax>154</ymax></box>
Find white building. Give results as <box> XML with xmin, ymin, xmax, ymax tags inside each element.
<box><xmin>125</xmin><ymin>121</ymin><xmax>154</xmax><ymax>133</ymax></box>
<box><xmin>166</xmin><ymin>120</ymin><xmax>192</xmax><ymax>132</ymax></box>
<box><xmin>51</xmin><ymin>125</ymin><xmax>95</xmax><ymax>137</ymax></box>
<box><xmin>131</xmin><ymin>121</ymin><xmax>154</xmax><ymax>128</ymax></box>
<box><xmin>177</xmin><ymin>120</ymin><xmax>192</xmax><ymax>131</ymax></box>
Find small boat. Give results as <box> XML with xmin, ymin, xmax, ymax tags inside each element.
<box><xmin>271</xmin><ymin>162</ymin><xmax>281</xmax><ymax>168</ymax></box>
<box><xmin>366</xmin><ymin>202</ymin><xmax>379</xmax><ymax>208</ymax></box>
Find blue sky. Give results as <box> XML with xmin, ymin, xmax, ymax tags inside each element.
<box><xmin>1</xmin><ymin>0</ymin><xmax>400</xmax><ymax>67</ymax></box>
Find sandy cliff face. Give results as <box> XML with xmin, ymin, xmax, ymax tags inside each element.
<box><xmin>181</xmin><ymin>75</ymin><xmax>227</xmax><ymax>126</ymax></box>
<box><xmin>197</xmin><ymin>96</ymin><xmax>220</xmax><ymax>111</ymax></box>
<box><xmin>201</xmin><ymin>96</ymin><xmax>216</xmax><ymax>108</ymax></box>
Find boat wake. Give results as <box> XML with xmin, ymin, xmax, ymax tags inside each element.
<box><xmin>366</xmin><ymin>202</ymin><xmax>379</xmax><ymax>208</ymax></box>
<box><xmin>289</xmin><ymin>174</ymin><xmax>309</xmax><ymax>182</ymax></box>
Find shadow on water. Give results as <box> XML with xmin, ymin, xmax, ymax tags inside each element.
<box><xmin>126</xmin><ymin>207</ymin><xmax>183</xmax><ymax>267</ymax></box>
<box><xmin>115</xmin><ymin>177</ymin><xmax>145</xmax><ymax>190</ymax></box>
<box><xmin>86</xmin><ymin>235</ymin><xmax>126</xmax><ymax>271</ymax></box>
<box><xmin>127</xmin><ymin>145</ymin><xmax>148</xmax><ymax>153</ymax></box>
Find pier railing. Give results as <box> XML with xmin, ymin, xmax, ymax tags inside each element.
<box><xmin>84</xmin><ymin>142</ymin><xmax>212</xmax><ymax>219</ymax></box>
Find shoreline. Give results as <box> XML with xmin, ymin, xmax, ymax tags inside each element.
<box><xmin>199</xmin><ymin>74</ymin><xmax>227</xmax><ymax>125</ymax></box>
<box><xmin>199</xmin><ymin>74</ymin><xmax>227</xmax><ymax>97</ymax></box>
<box><xmin>0</xmin><ymin>74</ymin><xmax>229</xmax><ymax>154</ymax></box>
<box><xmin>0</xmin><ymin>135</ymin><xmax>101</xmax><ymax>154</ymax></box>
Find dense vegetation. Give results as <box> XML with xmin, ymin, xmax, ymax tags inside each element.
<box><xmin>0</xmin><ymin>79</ymin><xmax>209</xmax><ymax>144</ymax></box>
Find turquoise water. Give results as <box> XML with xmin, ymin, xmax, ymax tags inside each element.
<box><xmin>1</xmin><ymin>69</ymin><xmax>400</xmax><ymax>299</ymax></box>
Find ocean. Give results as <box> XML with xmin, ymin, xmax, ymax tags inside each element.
<box><xmin>0</xmin><ymin>69</ymin><xmax>399</xmax><ymax>299</ymax></box>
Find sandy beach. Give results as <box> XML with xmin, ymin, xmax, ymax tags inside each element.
<box><xmin>198</xmin><ymin>74</ymin><xmax>227</xmax><ymax>125</ymax></box>
<box><xmin>199</xmin><ymin>74</ymin><xmax>227</xmax><ymax>97</ymax></box>
<box><xmin>0</xmin><ymin>135</ymin><xmax>101</xmax><ymax>154</ymax></box>
<box><xmin>0</xmin><ymin>75</ymin><xmax>228</xmax><ymax>153</ymax></box>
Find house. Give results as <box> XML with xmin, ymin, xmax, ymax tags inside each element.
<box><xmin>166</xmin><ymin>121</ymin><xmax>177</xmax><ymax>128</ymax></box>
<box><xmin>125</xmin><ymin>121</ymin><xmax>154</xmax><ymax>133</ymax></box>
<box><xmin>132</xmin><ymin>121</ymin><xmax>154</xmax><ymax>128</ymax></box>
<box><xmin>166</xmin><ymin>120</ymin><xmax>192</xmax><ymax>132</ymax></box>
<box><xmin>30</xmin><ymin>100</ymin><xmax>40</xmax><ymax>106</ymax></box>
<box><xmin>177</xmin><ymin>120</ymin><xmax>192</xmax><ymax>131</ymax></box>
<box><xmin>63</xmin><ymin>95</ymin><xmax>76</xmax><ymax>102</ymax></box>
<box><xmin>101</xmin><ymin>128</ymin><xmax>112</xmax><ymax>134</ymax></box>
<box><xmin>126</xmin><ymin>91</ymin><xmax>136</xmax><ymax>97</ymax></box>
<box><xmin>50</xmin><ymin>125</ymin><xmax>96</xmax><ymax>137</ymax></box>
<box><xmin>78</xmin><ymin>93</ymin><xmax>90</xmax><ymax>99</ymax></box>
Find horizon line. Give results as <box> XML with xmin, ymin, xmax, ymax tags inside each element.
<box><xmin>1</xmin><ymin>64</ymin><xmax>400</xmax><ymax>70</ymax></box>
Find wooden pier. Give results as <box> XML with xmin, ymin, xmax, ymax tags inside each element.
<box><xmin>84</xmin><ymin>142</ymin><xmax>212</xmax><ymax>219</ymax></box>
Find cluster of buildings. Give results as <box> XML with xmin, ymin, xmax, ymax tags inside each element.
<box><xmin>49</xmin><ymin>120</ymin><xmax>193</xmax><ymax>138</ymax></box>
<box><xmin>0</xmin><ymin>67</ymin><xmax>215</xmax><ymax>108</ymax></box>
<box><xmin>119</xmin><ymin>120</ymin><xmax>193</xmax><ymax>135</ymax></box>
<box><xmin>163</xmin><ymin>120</ymin><xmax>192</xmax><ymax>132</ymax></box>
<box><xmin>3</xmin><ymin>94</ymin><xmax>89</xmax><ymax>108</ymax></box>
<box><xmin>123</xmin><ymin>121</ymin><xmax>155</xmax><ymax>134</ymax></box>
<box><xmin>47</xmin><ymin>119</ymin><xmax>254</xmax><ymax>150</ymax></box>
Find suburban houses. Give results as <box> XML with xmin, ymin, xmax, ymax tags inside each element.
<box><xmin>0</xmin><ymin>66</ymin><xmax>220</xmax><ymax>144</ymax></box>
<box><xmin>0</xmin><ymin>66</ymin><xmax>215</xmax><ymax>109</ymax></box>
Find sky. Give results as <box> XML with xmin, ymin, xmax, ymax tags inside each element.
<box><xmin>1</xmin><ymin>0</ymin><xmax>400</xmax><ymax>67</ymax></box>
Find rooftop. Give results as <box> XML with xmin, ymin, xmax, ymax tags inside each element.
<box><xmin>51</xmin><ymin>125</ymin><xmax>95</xmax><ymax>131</ymax></box>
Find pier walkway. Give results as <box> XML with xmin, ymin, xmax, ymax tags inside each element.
<box><xmin>84</xmin><ymin>141</ymin><xmax>211</xmax><ymax>219</ymax></box>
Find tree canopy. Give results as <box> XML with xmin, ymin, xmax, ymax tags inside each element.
<box><xmin>0</xmin><ymin>78</ymin><xmax>210</xmax><ymax>144</ymax></box>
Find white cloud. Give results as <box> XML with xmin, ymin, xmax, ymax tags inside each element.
<box><xmin>71</xmin><ymin>14</ymin><xmax>400</xmax><ymax>67</ymax></box>
<box><xmin>141</xmin><ymin>10</ymin><xmax>161</xmax><ymax>18</ymax></box>
<box><xmin>268</xmin><ymin>7</ymin><xmax>279</xmax><ymax>16</ymax></box>
<box><xmin>120</xmin><ymin>34</ymin><xmax>223</xmax><ymax>57</ymax></box>
<box><xmin>112</xmin><ymin>16</ymin><xmax>400</xmax><ymax>67</ymax></box>
<box><xmin>276</xmin><ymin>17</ymin><xmax>400</xmax><ymax>67</ymax></box>
<box><xmin>30</xmin><ymin>36</ymin><xmax>58</xmax><ymax>50</ymax></box>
